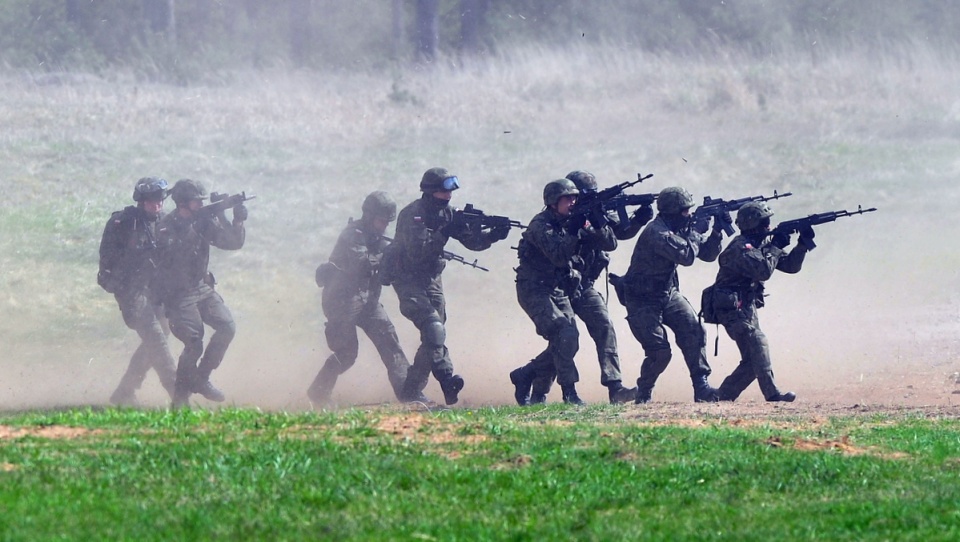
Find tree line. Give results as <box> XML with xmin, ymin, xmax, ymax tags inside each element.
<box><xmin>1</xmin><ymin>0</ymin><xmax>958</xmax><ymax>83</ymax></box>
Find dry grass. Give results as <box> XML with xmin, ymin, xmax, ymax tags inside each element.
<box><xmin>1</xmin><ymin>42</ymin><xmax>959</xmax><ymax>410</ymax></box>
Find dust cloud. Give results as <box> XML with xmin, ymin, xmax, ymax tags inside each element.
<box><xmin>2</xmin><ymin>44</ymin><xmax>959</xmax><ymax>412</ymax></box>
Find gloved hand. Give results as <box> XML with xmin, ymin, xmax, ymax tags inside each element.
<box><xmin>771</xmin><ymin>230</ymin><xmax>792</xmax><ymax>249</ymax></box>
<box><xmin>589</xmin><ymin>209</ymin><xmax>608</xmax><ymax>229</ymax></box>
<box><xmin>713</xmin><ymin>211</ymin><xmax>733</xmax><ymax>234</ymax></box>
<box><xmin>798</xmin><ymin>224</ymin><xmax>815</xmax><ymax>242</ymax></box>
<box><xmin>564</xmin><ymin>214</ymin><xmax>587</xmax><ymax>235</ymax></box>
<box><xmin>631</xmin><ymin>205</ymin><xmax>654</xmax><ymax>226</ymax></box>
<box><xmin>691</xmin><ymin>216</ymin><xmax>710</xmax><ymax>234</ymax></box>
<box><xmin>233</xmin><ymin>204</ymin><xmax>249</xmax><ymax>222</ymax></box>
<box><xmin>489</xmin><ymin>225</ymin><xmax>510</xmax><ymax>241</ymax></box>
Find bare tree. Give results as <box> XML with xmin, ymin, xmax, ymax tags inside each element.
<box><xmin>143</xmin><ymin>0</ymin><xmax>177</xmax><ymax>47</ymax></box>
<box><xmin>414</xmin><ymin>0</ymin><xmax>439</xmax><ymax>62</ymax></box>
<box><xmin>289</xmin><ymin>0</ymin><xmax>313</xmax><ymax>67</ymax></box>
<box><xmin>460</xmin><ymin>0</ymin><xmax>489</xmax><ymax>56</ymax></box>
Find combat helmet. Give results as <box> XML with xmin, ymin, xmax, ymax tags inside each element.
<box><xmin>361</xmin><ymin>190</ymin><xmax>398</xmax><ymax>222</ymax></box>
<box><xmin>656</xmin><ymin>187</ymin><xmax>695</xmax><ymax>214</ymax></box>
<box><xmin>543</xmin><ymin>178</ymin><xmax>580</xmax><ymax>207</ymax></box>
<box><xmin>169</xmin><ymin>179</ymin><xmax>209</xmax><ymax>205</ymax></box>
<box><xmin>420</xmin><ymin>167</ymin><xmax>461</xmax><ymax>193</ymax></box>
<box><xmin>565</xmin><ymin>170</ymin><xmax>597</xmax><ymax>193</ymax></box>
<box><xmin>132</xmin><ymin>177</ymin><xmax>169</xmax><ymax>202</ymax></box>
<box><xmin>736</xmin><ymin>201</ymin><xmax>774</xmax><ymax>232</ymax></box>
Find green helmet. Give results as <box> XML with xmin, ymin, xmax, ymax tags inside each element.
<box><xmin>361</xmin><ymin>190</ymin><xmax>398</xmax><ymax>222</ymax></box>
<box><xmin>543</xmin><ymin>178</ymin><xmax>580</xmax><ymax>207</ymax></box>
<box><xmin>565</xmin><ymin>170</ymin><xmax>597</xmax><ymax>193</ymax></box>
<box><xmin>656</xmin><ymin>186</ymin><xmax>695</xmax><ymax>214</ymax></box>
<box><xmin>419</xmin><ymin>167</ymin><xmax>460</xmax><ymax>193</ymax></box>
<box><xmin>736</xmin><ymin>201</ymin><xmax>774</xmax><ymax>231</ymax></box>
<box><xmin>170</xmin><ymin>179</ymin><xmax>209</xmax><ymax>205</ymax></box>
<box><xmin>132</xmin><ymin>177</ymin><xmax>169</xmax><ymax>202</ymax></box>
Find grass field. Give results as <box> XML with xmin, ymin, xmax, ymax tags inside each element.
<box><xmin>1</xmin><ymin>42</ymin><xmax>959</xmax><ymax>538</ymax></box>
<box><xmin>2</xmin><ymin>404</ymin><xmax>960</xmax><ymax>540</ymax></box>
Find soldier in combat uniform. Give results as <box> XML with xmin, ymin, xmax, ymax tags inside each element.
<box><xmin>308</xmin><ymin>191</ymin><xmax>411</xmax><ymax>406</ymax></box>
<box><xmin>385</xmin><ymin>167</ymin><xmax>510</xmax><ymax>405</ymax></box>
<box><xmin>154</xmin><ymin>179</ymin><xmax>247</xmax><ymax>408</ymax></box>
<box><xmin>512</xmin><ymin>171</ymin><xmax>653</xmax><ymax>405</ymax></box>
<box><xmin>511</xmin><ymin>178</ymin><xmax>615</xmax><ymax>405</ymax></box>
<box><xmin>98</xmin><ymin>177</ymin><xmax>178</xmax><ymax>406</ymax></box>
<box><xmin>621</xmin><ymin>186</ymin><xmax>728</xmax><ymax>403</ymax></box>
<box><xmin>710</xmin><ymin>202</ymin><xmax>810</xmax><ymax>402</ymax></box>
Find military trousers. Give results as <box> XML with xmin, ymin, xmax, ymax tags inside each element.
<box><xmin>392</xmin><ymin>274</ymin><xmax>452</xmax><ymax>395</ymax></box>
<box><xmin>516</xmin><ymin>278</ymin><xmax>580</xmax><ymax>387</ymax></box>
<box><xmin>319</xmin><ymin>295</ymin><xmax>410</xmax><ymax>399</ymax></box>
<box><xmin>624</xmin><ymin>287</ymin><xmax>711</xmax><ymax>390</ymax></box>
<box><xmin>114</xmin><ymin>289</ymin><xmax>177</xmax><ymax>397</ymax></box>
<box><xmin>716</xmin><ymin>303</ymin><xmax>783</xmax><ymax>401</ymax></box>
<box><xmin>164</xmin><ymin>283</ymin><xmax>236</xmax><ymax>391</ymax></box>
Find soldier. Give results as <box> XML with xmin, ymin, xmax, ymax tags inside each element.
<box><xmin>385</xmin><ymin>167</ymin><xmax>510</xmax><ymax>405</ymax></box>
<box><xmin>709</xmin><ymin>202</ymin><xmax>810</xmax><ymax>402</ymax></box>
<box><xmin>309</xmin><ymin>191</ymin><xmax>411</xmax><ymax>406</ymax></box>
<box><xmin>512</xmin><ymin>171</ymin><xmax>653</xmax><ymax>405</ymax></box>
<box><xmin>154</xmin><ymin>179</ymin><xmax>247</xmax><ymax>408</ymax></box>
<box><xmin>621</xmin><ymin>186</ymin><xmax>729</xmax><ymax>403</ymax></box>
<box><xmin>97</xmin><ymin>177</ymin><xmax>178</xmax><ymax>406</ymax></box>
<box><xmin>511</xmin><ymin>178</ymin><xmax>612</xmax><ymax>405</ymax></box>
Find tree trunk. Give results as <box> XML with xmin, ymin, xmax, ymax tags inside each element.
<box><xmin>460</xmin><ymin>0</ymin><xmax>489</xmax><ymax>56</ymax></box>
<box><xmin>414</xmin><ymin>0</ymin><xmax>439</xmax><ymax>62</ymax></box>
<box><xmin>290</xmin><ymin>0</ymin><xmax>312</xmax><ymax>67</ymax></box>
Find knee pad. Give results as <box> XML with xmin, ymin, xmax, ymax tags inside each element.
<box><xmin>421</xmin><ymin>320</ymin><xmax>446</xmax><ymax>348</ymax></box>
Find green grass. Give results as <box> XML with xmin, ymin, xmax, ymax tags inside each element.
<box><xmin>1</xmin><ymin>406</ymin><xmax>959</xmax><ymax>541</ymax></box>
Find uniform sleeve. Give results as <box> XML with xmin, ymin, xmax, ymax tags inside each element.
<box><xmin>451</xmin><ymin>225</ymin><xmax>495</xmax><ymax>252</ymax></box>
<box><xmin>609</xmin><ymin>211</ymin><xmax>643</xmax><ymax>240</ymax></box>
<box><xmin>523</xmin><ymin>218</ymin><xmax>580</xmax><ymax>268</ymax></box>
<box><xmin>775</xmin><ymin>244</ymin><xmax>807</xmax><ymax>274</ymax></box>
<box><xmin>723</xmin><ymin>241</ymin><xmax>783</xmax><ymax>282</ymax></box>
<box><xmin>584</xmin><ymin>223</ymin><xmax>617</xmax><ymax>252</ymax></box>
<box><xmin>206</xmin><ymin>216</ymin><xmax>245</xmax><ymax>251</ymax></box>
<box><xmin>651</xmin><ymin>229</ymin><xmax>704</xmax><ymax>267</ymax></box>
<box><xmin>696</xmin><ymin>229</ymin><xmax>724</xmax><ymax>263</ymax></box>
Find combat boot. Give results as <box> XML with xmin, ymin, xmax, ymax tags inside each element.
<box><xmin>635</xmin><ymin>380</ymin><xmax>653</xmax><ymax>404</ymax></box>
<box><xmin>692</xmin><ymin>375</ymin><xmax>719</xmax><ymax>403</ymax></box>
<box><xmin>529</xmin><ymin>392</ymin><xmax>547</xmax><ymax>404</ymax></box>
<box><xmin>561</xmin><ymin>384</ymin><xmax>584</xmax><ymax>406</ymax></box>
<box><xmin>171</xmin><ymin>386</ymin><xmax>191</xmax><ymax>409</ymax></box>
<box><xmin>509</xmin><ymin>366</ymin><xmax>534</xmax><ymax>406</ymax></box>
<box><xmin>440</xmin><ymin>374</ymin><xmax>465</xmax><ymax>405</ymax></box>
<box><xmin>306</xmin><ymin>367</ymin><xmax>337</xmax><ymax>407</ymax></box>
<box><xmin>194</xmin><ymin>380</ymin><xmax>226</xmax><ymax>402</ymax></box>
<box><xmin>766</xmin><ymin>392</ymin><xmax>796</xmax><ymax>402</ymax></box>
<box><xmin>401</xmin><ymin>392</ymin><xmax>438</xmax><ymax>408</ymax></box>
<box><xmin>607</xmin><ymin>382</ymin><xmax>637</xmax><ymax>404</ymax></box>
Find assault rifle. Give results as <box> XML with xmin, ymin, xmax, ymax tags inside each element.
<box><xmin>452</xmin><ymin>204</ymin><xmax>526</xmax><ymax>232</ymax></box>
<box><xmin>381</xmin><ymin>236</ymin><xmax>488</xmax><ymax>272</ymax></box>
<box><xmin>198</xmin><ymin>191</ymin><xmax>256</xmax><ymax>218</ymax></box>
<box><xmin>569</xmin><ymin>172</ymin><xmax>655</xmax><ymax>228</ymax></box>
<box><xmin>692</xmin><ymin>190</ymin><xmax>792</xmax><ymax>236</ymax></box>
<box><xmin>770</xmin><ymin>205</ymin><xmax>877</xmax><ymax>250</ymax></box>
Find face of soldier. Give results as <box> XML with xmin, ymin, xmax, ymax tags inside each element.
<box><xmin>432</xmin><ymin>190</ymin><xmax>453</xmax><ymax>201</ymax></box>
<box><xmin>372</xmin><ymin>217</ymin><xmax>390</xmax><ymax>235</ymax></box>
<box><xmin>554</xmin><ymin>194</ymin><xmax>578</xmax><ymax>216</ymax></box>
<box><xmin>142</xmin><ymin>198</ymin><xmax>164</xmax><ymax>218</ymax></box>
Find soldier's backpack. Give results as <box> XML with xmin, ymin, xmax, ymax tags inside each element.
<box><xmin>97</xmin><ymin>209</ymin><xmax>133</xmax><ymax>294</ymax></box>
<box><xmin>699</xmin><ymin>284</ymin><xmax>719</xmax><ymax>324</ymax></box>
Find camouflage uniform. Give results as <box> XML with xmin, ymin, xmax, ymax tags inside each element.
<box><xmin>526</xmin><ymin>204</ymin><xmax>646</xmax><ymax>403</ymax></box>
<box><xmin>712</xmin><ymin>205</ymin><xmax>808</xmax><ymax>401</ymax></box>
<box><xmin>98</xmin><ymin>201</ymin><xmax>177</xmax><ymax>404</ymax></box>
<box><xmin>622</xmin><ymin>188</ymin><xmax>723</xmax><ymax>402</ymax></box>
<box><xmin>154</xmin><ymin>180</ymin><xmax>246</xmax><ymax>406</ymax></box>
<box><xmin>513</xmin><ymin>207</ymin><xmax>590</xmax><ymax>395</ymax></box>
<box><xmin>389</xmin><ymin>169</ymin><xmax>507</xmax><ymax>405</ymax></box>
<box><xmin>309</xmin><ymin>210</ymin><xmax>410</xmax><ymax>404</ymax></box>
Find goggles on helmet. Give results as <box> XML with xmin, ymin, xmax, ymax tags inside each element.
<box><xmin>139</xmin><ymin>178</ymin><xmax>169</xmax><ymax>194</ymax></box>
<box><xmin>441</xmin><ymin>176</ymin><xmax>460</xmax><ymax>191</ymax></box>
